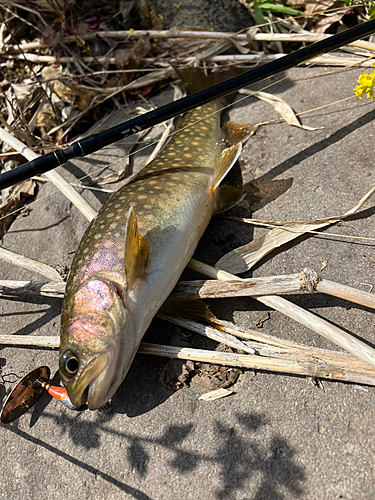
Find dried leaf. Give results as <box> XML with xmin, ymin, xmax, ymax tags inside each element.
<box><xmin>314</xmin><ymin>13</ymin><xmax>344</xmax><ymax>34</ymax></box>
<box><xmin>0</xmin><ymin>179</ymin><xmax>36</xmax><ymax>239</ymax></box>
<box><xmin>91</xmin><ymin>161</ymin><xmax>130</xmax><ymax>185</ymax></box>
<box><xmin>285</xmin><ymin>0</ymin><xmax>305</xmax><ymax>7</ymax></box>
<box><xmin>305</xmin><ymin>0</ymin><xmax>346</xmax><ymax>33</ymax></box>
<box><xmin>240</xmin><ymin>89</ymin><xmax>320</xmax><ymax>131</ymax></box>
<box><xmin>191</xmin><ymin>347</ymin><xmax>241</xmax><ymax>390</ymax></box>
<box><xmin>165</xmin><ymin>27</ymin><xmax>212</xmax><ymax>57</ymax></box>
<box><xmin>199</xmin><ymin>388</ymin><xmax>234</xmax><ymax>401</ymax></box>
<box><xmin>229</xmin><ymin>38</ymin><xmax>250</xmax><ymax>54</ymax></box>
<box><xmin>135</xmin><ymin>0</ymin><xmax>163</xmax><ymax>30</ymax></box>
<box><xmin>10</xmin><ymin>82</ymin><xmax>33</xmax><ymax>100</ymax></box>
<box><xmin>216</xmin><ymin>185</ymin><xmax>375</xmax><ymax>274</ymax></box>
<box><xmin>256</xmin><ymin>312</ymin><xmax>270</xmax><ymax>328</ymax></box>
<box><xmin>129</xmin><ymin>35</ymin><xmax>151</xmax><ymax>69</ymax></box>
<box><xmin>42</xmin><ymin>31</ymin><xmax>62</xmax><ymax>47</ymax></box>
<box><xmin>76</xmin><ymin>23</ymin><xmax>89</xmax><ymax>37</ymax></box>
<box><xmin>305</xmin><ymin>0</ymin><xmax>337</xmax><ymax>15</ymax></box>
<box><xmin>114</xmin><ymin>49</ymin><xmax>131</xmax><ymax>68</ymax></box>
<box><xmin>37</xmin><ymin>102</ymin><xmax>58</xmax><ymax>136</ymax></box>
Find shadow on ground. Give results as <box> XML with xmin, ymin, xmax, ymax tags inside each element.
<box><xmin>5</xmin><ymin>411</ymin><xmax>305</xmax><ymax>500</ymax></box>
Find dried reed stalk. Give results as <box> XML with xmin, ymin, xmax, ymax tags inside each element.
<box><xmin>0</xmin><ymin>272</ymin><xmax>307</xmax><ymax>299</ymax></box>
<box><xmin>157</xmin><ymin>315</ymin><xmax>375</xmax><ymax>383</ymax></box>
<box><xmin>2</xmin><ymin>269</ymin><xmax>374</xmax><ymax>311</ymax></box>
<box><xmin>1</xmin><ymin>334</ymin><xmax>374</xmax><ymax>386</ymax></box>
<box><xmin>139</xmin><ymin>343</ymin><xmax>375</xmax><ymax>386</ymax></box>
<box><xmin>188</xmin><ymin>260</ymin><xmax>375</xmax><ymax>369</ymax></box>
<box><xmin>0</xmin><ymin>335</ymin><xmax>60</xmax><ymax>348</ymax></box>
<box><xmin>11</xmin><ymin>29</ymin><xmax>375</xmax><ymax>52</ymax></box>
<box><xmin>0</xmin><ymin>248</ymin><xmax>63</xmax><ymax>282</ymax></box>
<box><xmin>173</xmin><ymin>274</ymin><xmax>303</xmax><ymax>297</ymax></box>
<box><xmin>316</xmin><ymin>279</ymin><xmax>375</xmax><ymax>309</ymax></box>
<box><xmin>206</xmin><ymin>54</ymin><xmax>374</xmax><ymax>67</ymax></box>
<box><xmin>158</xmin><ymin>314</ymin><xmax>256</xmax><ymax>354</ymax></box>
<box><xmin>0</xmin><ymin>279</ymin><xmax>66</xmax><ymax>296</ymax></box>
<box><xmin>210</xmin><ymin>316</ymin><xmax>312</xmax><ymax>349</ymax></box>
<box><xmin>5</xmin><ymin>53</ymin><xmax>374</xmax><ymax>69</ymax></box>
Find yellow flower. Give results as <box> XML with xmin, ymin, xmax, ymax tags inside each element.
<box><xmin>354</xmin><ymin>62</ymin><xmax>375</xmax><ymax>100</ymax></box>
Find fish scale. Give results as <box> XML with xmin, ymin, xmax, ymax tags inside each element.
<box><xmin>59</xmin><ymin>68</ymin><xmax>246</xmax><ymax>409</ymax></box>
<box><xmin>66</xmin><ymin>102</ymin><xmax>222</xmax><ymax>296</ymax></box>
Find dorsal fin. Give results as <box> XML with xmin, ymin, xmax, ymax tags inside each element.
<box><xmin>124</xmin><ymin>206</ymin><xmax>151</xmax><ymax>290</ymax></box>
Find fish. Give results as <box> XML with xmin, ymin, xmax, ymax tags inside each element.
<box><xmin>59</xmin><ymin>67</ymin><xmax>249</xmax><ymax>410</ymax></box>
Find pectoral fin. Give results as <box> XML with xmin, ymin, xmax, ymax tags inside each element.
<box><xmin>124</xmin><ymin>206</ymin><xmax>151</xmax><ymax>290</ymax></box>
<box><xmin>173</xmin><ymin>114</ymin><xmax>185</xmax><ymax>130</ymax></box>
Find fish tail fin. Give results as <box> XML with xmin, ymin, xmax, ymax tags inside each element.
<box><xmin>174</xmin><ymin>66</ymin><xmax>244</xmax><ymax>105</ymax></box>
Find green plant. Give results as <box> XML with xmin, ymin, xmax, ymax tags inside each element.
<box><xmin>249</xmin><ymin>0</ymin><xmax>303</xmax><ymax>28</ymax></box>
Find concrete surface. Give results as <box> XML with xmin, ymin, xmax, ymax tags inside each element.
<box><xmin>1</xmin><ymin>18</ymin><xmax>375</xmax><ymax>500</ymax></box>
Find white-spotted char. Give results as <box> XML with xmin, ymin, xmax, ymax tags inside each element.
<box><xmin>59</xmin><ymin>67</ymin><xmax>246</xmax><ymax>409</ymax></box>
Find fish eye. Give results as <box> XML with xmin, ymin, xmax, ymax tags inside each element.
<box><xmin>60</xmin><ymin>352</ymin><xmax>79</xmax><ymax>376</ymax></box>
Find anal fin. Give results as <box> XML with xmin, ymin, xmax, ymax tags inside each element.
<box><xmin>124</xmin><ymin>206</ymin><xmax>151</xmax><ymax>290</ymax></box>
<box><xmin>215</xmin><ymin>185</ymin><xmax>246</xmax><ymax>214</ymax></box>
<box><xmin>212</xmin><ymin>143</ymin><xmax>242</xmax><ymax>192</ymax></box>
<box><xmin>159</xmin><ymin>297</ymin><xmax>216</xmax><ymax>323</ymax></box>
<box><xmin>211</xmin><ymin>142</ymin><xmax>244</xmax><ymax>213</ymax></box>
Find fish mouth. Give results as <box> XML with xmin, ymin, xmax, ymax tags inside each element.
<box><xmin>86</xmin><ymin>353</ymin><xmax>120</xmax><ymax>410</ymax></box>
<box><xmin>67</xmin><ymin>352</ymin><xmax>109</xmax><ymax>408</ymax></box>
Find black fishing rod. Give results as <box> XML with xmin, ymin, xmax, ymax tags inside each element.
<box><xmin>1</xmin><ymin>20</ymin><xmax>375</xmax><ymax>191</ymax></box>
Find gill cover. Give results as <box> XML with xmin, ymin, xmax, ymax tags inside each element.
<box><xmin>59</xmin><ymin>277</ymin><xmax>128</xmax><ymax>408</ymax></box>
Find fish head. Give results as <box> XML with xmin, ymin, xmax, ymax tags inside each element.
<box><xmin>59</xmin><ymin>277</ymin><xmax>135</xmax><ymax>410</ymax></box>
